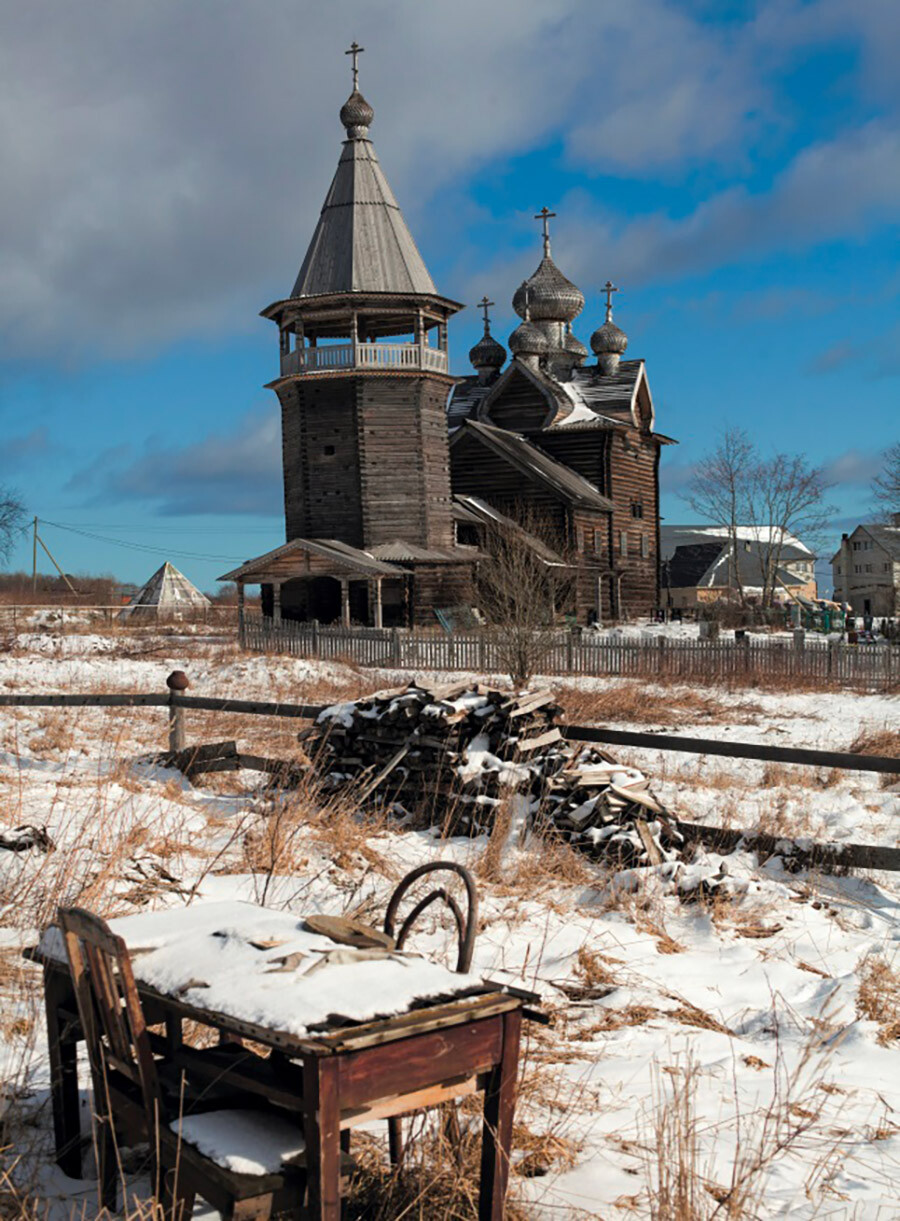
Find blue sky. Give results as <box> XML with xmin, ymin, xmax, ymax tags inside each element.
<box><xmin>0</xmin><ymin>0</ymin><xmax>897</xmax><ymax>593</ymax></box>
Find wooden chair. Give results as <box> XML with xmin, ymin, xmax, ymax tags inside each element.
<box><xmin>58</xmin><ymin>906</ymin><xmax>349</xmax><ymax>1219</ymax></box>
<box><xmin>381</xmin><ymin>862</ymin><xmax>479</xmax><ymax>1164</ymax></box>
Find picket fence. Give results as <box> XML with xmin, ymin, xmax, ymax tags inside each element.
<box><xmin>240</xmin><ymin>615</ymin><xmax>898</xmax><ymax>689</ymax></box>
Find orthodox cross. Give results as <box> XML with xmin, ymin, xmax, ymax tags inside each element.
<box><xmin>534</xmin><ymin>206</ymin><xmax>556</xmax><ymax>256</ymax></box>
<box><xmin>478</xmin><ymin>296</ymin><xmax>495</xmax><ymax>332</ymax></box>
<box><xmin>603</xmin><ymin>280</ymin><xmax>619</xmax><ymax>320</ymax></box>
<box><xmin>345</xmin><ymin>41</ymin><xmax>364</xmax><ymax>91</ymax></box>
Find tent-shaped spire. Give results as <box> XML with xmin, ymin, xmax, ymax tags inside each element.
<box><xmin>291</xmin><ymin>74</ymin><xmax>436</xmax><ymax>299</ymax></box>
<box><xmin>118</xmin><ymin>562</ymin><xmax>211</xmax><ymax>621</ymax></box>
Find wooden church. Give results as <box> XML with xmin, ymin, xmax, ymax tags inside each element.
<box><xmin>222</xmin><ymin>47</ymin><xmax>675</xmax><ymax>626</ymax></box>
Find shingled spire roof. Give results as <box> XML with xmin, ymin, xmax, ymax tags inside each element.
<box><xmin>290</xmin><ymin>61</ymin><xmax>436</xmax><ymax>299</ymax></box>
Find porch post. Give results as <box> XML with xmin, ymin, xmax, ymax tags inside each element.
<box><xmin>596</xmin><ymin>575</ymin><xmax>603</xmax><ymax>629</ymax></box>
<box><xmin>272</xmin><ymin>581</ymin><xmax>282</xmax><ymax>625</ymax></box>
<box><xmin>373</xmin><ymin>578</ymin><xmax>383</xmax><ymax>629</ymax></box>
<box><xmin>340</xmin><ymin>578</ymin><xmax>351</xmax><ymax>628</ymax></box>
<box><xmin>237</xmin><ymin>582</ymin><xmax>245</xmax><ymax>646</ymax></box>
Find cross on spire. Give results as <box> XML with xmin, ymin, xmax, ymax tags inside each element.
<box><xmin>478</xmin><ymin>296</ymin><xmax>495</xmax><ymax>332</ymax></box>
<box><xmin>534</xmin><ymin>206</ymin><xmax>556</xmax><ymax>256</ymax></box>
<box><xmin>345</xmin><ymin>40</ymin><xmax>364</xmax><ymax>91</ymax></box>
<box><xmin>603</xmin><ymin>280</ymin><xmax>619</xmax><ymax>321</ymax></box>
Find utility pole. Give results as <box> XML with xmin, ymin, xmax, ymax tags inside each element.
<box><xmin>32</xmin><ymin>516</ymin><xmax>38</xmax><ymax>597</ymax></box>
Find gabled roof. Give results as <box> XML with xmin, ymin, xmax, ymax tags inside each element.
<box><xmin>291</xmin><ymin>136</ymin><xmax>436</xmax><ymax>298</ymax></box>
<box><xmin>219</xmin><ymin>538</ymin><xmax>405</xmax><ymax>583</ymax></box>
<box><xmin>664</xmin><ymin>537</ymin><xmax>812</xmax><ymax>591</ymax></box>
<box><xmin>451</xmin><ymin>420</ymin><xmax>614</xmax><ymax>512</ymax></box>
<box><xmin>661</xmin><ymin>525</ymin><xmax>814</xmax><ymax>563</ymax></box>
<box><xmin>369</xmin><ymin>540</ymin><xmax>479</xmax><ymax>563</ymax></box>
<box><xmin>120</xmin><ymin>562</ymin><xmax>210</xmax><ymax>616</ymax></box>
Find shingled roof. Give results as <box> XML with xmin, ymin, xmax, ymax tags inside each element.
<box><xmin>291</xmin><ymin>132</ymin><xmax>436</xmax><ymax>298</ymax></box>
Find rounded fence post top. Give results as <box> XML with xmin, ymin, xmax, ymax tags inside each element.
<box><xmin>166</xmin><ymin>670</ymin><xmax>190</xmax><ymax>691</ymax></box>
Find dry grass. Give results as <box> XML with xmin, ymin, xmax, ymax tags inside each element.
<box><xmin>856</xmin><ymin>955</ymin><xmax>900</xmax><ymax>1044</ymax></box>
<box><xmin>556</xmin><ymin>682</ymin><xmax>763</xmax><ymax>728</ymax></box>
<box><xmin>848</xmin><ymin>726</ymin><xmax>900</xmax><ymax>788</ymax></box>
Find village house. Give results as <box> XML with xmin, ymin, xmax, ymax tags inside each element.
<box><xmin>661</xmin><ymin>525</ymin><xmax>817</xmax><ymax>610</ymax></box>
<box><xmin>221</xmin><ymin>50</ymin><xmax>675</xmax><ymax>626</ymax></box>
<box><xmin>832</xmin><ymin>517</ymin><xmax>900</xmax><ymax>617</ymax></box>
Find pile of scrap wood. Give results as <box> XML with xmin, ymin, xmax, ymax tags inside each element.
<box><xmin>306</xmin><ymin>681</ymin><xmax>684</xmax><ymax>867</ymax></box>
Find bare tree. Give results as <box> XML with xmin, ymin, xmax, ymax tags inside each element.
<box><xmin>0</xmin><ymin>486</ymin><xmax>26</xmax><ymax>566</ymax></box>
<box><xmin>872</xmin><ymin>441</ymin><xmax>900</xmax><ymax>518</ymax></box>
<box><xmin>473</xmin><ymin>508</ymin><xmax>574</xmax><ymax>688</ymax></box>
<box><xmin>748</xmin><ymin>454</ymin><xmax>834</xmax><ymax>607</ymax></box>
<box><xmin>680</xmin><ymin>428</ymin><xmax>756</xmax><ymax>604</ymax></box>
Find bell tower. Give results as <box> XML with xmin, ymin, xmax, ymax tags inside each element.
<box><xmin>261</xmin><ymin>46</ymin><xmax>462</xmax><ymax>557</ymax></box>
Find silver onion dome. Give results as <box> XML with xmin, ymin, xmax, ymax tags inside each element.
<box><xmin>512</xmin><ymin>257</ymin><xmax>585</xmax><ymax>323</ymax></box>
<box><xmin>590</xmin><ymin>318</ymin><xmax>627</xmax><ymax>356</ymax></box>
<box><xmin>564</xmin><ymin>329</ymin><xmax>589</xmax><ymax>363</ymax></box>
<box><xmin>340</xmin><ymin>89</ymin><xmax>375</xmax><ymax>137</ymax></box>
<box><xmin>469</xmin><ymin>331</ymin><xmax>506</xmax><ymax>371</ymax></box>
<box><xmin>509</xmin><ymin>320</ymin><xmax>550</xmax><ymax>356</ymax></box>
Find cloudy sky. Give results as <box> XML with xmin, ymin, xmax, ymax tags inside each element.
<box><xmin>1</xmin><ymin>0</ymin><xmax>897</xmax><ymax>589</ymax></box>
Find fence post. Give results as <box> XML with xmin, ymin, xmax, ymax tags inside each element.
<box><xmin>658</xmin><ymin>635</ymin><xmax>666</xmax><ymax>677</ymax></box>
<box><xmin>828</xmin><ymin>642</ymin><xmax>836</xmax><ymax>678</ymax></box>
<box><xmin>166</xmin><ymin>670</ymin><xmax>189</xmax><ymax>752</ymax></box>
<box><xmin>311</xmin><ymin>619</ymin><xmax>320</xmax><ymax>658</ymax></box>
<box><xmin>566</xmin><ymin>630</ymin><xmax>574</xmax><ymax>673</ymax></box>
<box><xmin>392</xmin><ymin>627</ymin><xmax>401</xmax><ymax>667</ymax></box>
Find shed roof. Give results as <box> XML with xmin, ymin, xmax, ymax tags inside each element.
<box><xmin>452</xmin><ymin>420</ymin><xmax>614</xmax><ymax>512</ymax></box>
<box><xmin>291</xmin><ymin>135</ymin><xmax>436</xmax><ymax>299</ymax></box>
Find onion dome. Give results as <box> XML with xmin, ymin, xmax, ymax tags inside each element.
<box><xmin>564</xmin><ymin>328</ymin><xmax>589</xmax><ymax>363</ymax></box>
<box><xmin>590</xmin><ymin>317</ymin><xmax>627</xmax><ymax>358</ymax></box>
<box><xmin>512</xmin><ymin>257</ymin><xmax>585</xmax><ymax>323</ymax></box>
<box><xmin>469</xmin><ymin>331</ymin><xmax>506</xmax><ymax>371</ymax></box>
<box><xmin>340</xmin><ymin>89</ymin><xmax>374</xmax><ymax>137</ymax></box>
<box><xmin>509</xmin><ymin>320</ymin><xmax>550</xmax><ymax>357</ymax></box>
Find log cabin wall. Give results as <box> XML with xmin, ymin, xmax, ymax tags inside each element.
<box><xmin>482</xmin><ymin>369</ymin><xmax>552</xmax><ymax>432</ymax></box>
<box><xmin>570</xmin><ymin>508</ymin><xmax>613</xmax><ymax>621</ymax></box>
<box><xmin>279</xmin><ymin>372</ymin><xmax>456</xmax><ymax>551</ymax></box>
<box><xmin>449</xmin><ymin>432</ymin><xmax>569</xmax><ymax>536</ymax></box>
<box><xmin>606</xmin><ymin>428</ymin><xmax>660</xmax><ymax>617</ymax></box>
<box><xmin>538</xmin><ymin>429</ymin><xmax>611</xmax><ymax>494</ymax></box>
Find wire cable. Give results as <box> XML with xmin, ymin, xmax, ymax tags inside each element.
<box><xmin>39</xmin><ymin>519</ymin><xmax>248</xmax><ymax>564</ymax></box>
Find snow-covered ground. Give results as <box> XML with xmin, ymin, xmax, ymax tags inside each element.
<box><xmin>1</xmin><ymin>634</ymin><xmax>898</xmax><ymax>1218</ymax></box>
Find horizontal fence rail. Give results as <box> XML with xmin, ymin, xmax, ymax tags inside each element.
<box><xmin>1</xmin><ymin>688</ymin><xmax>898</xmax><ymax>775</ymax></box>
<box><xmin>239</xmin><ymin>615</ymin><xmax>899</xmax><ymax>690</ymax></box>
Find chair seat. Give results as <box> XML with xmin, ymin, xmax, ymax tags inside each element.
<box><xmin>168</xmin><ymin>1109</ymin><xmax>306</xmax><ymax>1177</ymax></box>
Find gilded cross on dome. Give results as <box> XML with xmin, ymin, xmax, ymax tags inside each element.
<box><xmin>534</xmin><ymin>206</ymin><xmax>556</xmax><ymax>256</ymax></box>
<box><xmin>345</xmin><ymin>41</ymin><xmax>364</xmax><ymax>90</ymax></box>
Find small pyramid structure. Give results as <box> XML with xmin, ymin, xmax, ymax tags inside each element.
<box><xmin>118</xmin><ymin>562</ymin><xmax>211</xmax><ymax>621</ymax></box>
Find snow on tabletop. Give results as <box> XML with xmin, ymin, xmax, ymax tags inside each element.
<box><xmin>169</xmin><ymin>1108</ymin><xmax>306</xmax><ymax>1175</ymax></box>
<box><xmin>40</xmin><ymin>900</ymin><xmax>480</xmax><ymax>1037</ymax></box>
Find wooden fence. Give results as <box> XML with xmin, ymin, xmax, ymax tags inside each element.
<box><xmin>241</xmin><ymin>616</ymin><xmax>899</xmax><ymax>690</ymax></box>
<box><xmin>2</xmin><ymin>679</ymin><xmax>898</xmax><ymax>873</ymax></box>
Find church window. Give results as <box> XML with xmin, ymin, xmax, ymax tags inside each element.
<box><xmin>640</xmin><ymin>534</ymin><xmax>649</xmax><ymax>558</ymax></box>
<box><xmin>836</xmin><ymin>564</ymin><xmax>842</xmax><ymax>574</ymax></box>
<box><xmin>631</xmin><ymin>501</ymin><xmax>643</xmax><ymax>519</ymax></box>
<box><xmin>619</xmin><ymin>531</ymin><xmax>628</xmax><ymax>556</ymax></box>
<box><xmin>885</xmin><ymin>563</ymin><xmax>891</xmax><ymax>572</ymax></box>
<box><xmin>323</xmin><ymin>445</ymin><xmax>335</xmax><ymax>456</ymax></box>
<box><xmin>853</xmin><ymin>541</ymin><xmax>860</xmax><ymax>550</ymax></box>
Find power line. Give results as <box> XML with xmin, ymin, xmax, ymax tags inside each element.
<box><xmin>39</xmin><ymin>519</ymin><xmax>246</xmax><ymax>564</ymax></box>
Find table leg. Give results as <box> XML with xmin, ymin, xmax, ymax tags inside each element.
<box><xmin>478</xmin><ymin>1008</ymin><xmax>522</xmax><ymax>1220</ymax></box>
<box><xmin>303</xmin><ymin>1057</ymin><xmax>341</xmax><ymax>1221</ymax></box>
<box><xmin>43</xmin><ymin>967</ymin><xmax>83</xmax><ymax>1178</ymax></box>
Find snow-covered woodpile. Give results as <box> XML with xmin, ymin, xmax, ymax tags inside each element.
<box><xmin>307</xmin><ymin>682</ymin><xmax>684</xmax><ymax>866</ymax></box>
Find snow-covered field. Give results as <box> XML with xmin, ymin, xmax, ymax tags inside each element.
<box><xmin>1</xmin><ymin>633</ymin><xmax>898</xmax><ymax>1219</ymax></box>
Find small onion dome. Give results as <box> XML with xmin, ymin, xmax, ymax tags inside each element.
<box><xmin>512</xmin><ymin>257</ymin><xmax>585</xmax><ymax>323</ymax></box>
<box><xmin>564</xmin><ymin>330</ymin><xmax>589</xmax><ymax>363</ymax></box>
<box><xmin>508</xmin><ymin>320</ymin><xmax>550</xmax><ymax>357</ymax></box>
<box><xmin>469</xmin><ymin>331</ymin><xmax>506</xmax><ymax>371</ymax></box>
<box><xmin>590</xmin><ymin>318</ymin><xmax>628</xmax><ymax>357</ymax></box>
<box><xmin>340</xmin><ymin>89</ymin><xmax>375</xmax><ymax>137</ymax></box>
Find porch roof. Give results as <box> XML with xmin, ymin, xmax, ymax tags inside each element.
<box><xmin>218</xmin><ymin>537</ymin><xmax>406</xmax><ymax>584</ymax></box>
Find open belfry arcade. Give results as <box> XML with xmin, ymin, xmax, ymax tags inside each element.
<box><xmin>221</xmin><ymin>45</ymin><xmax>676</xmax><ymax>627</ymax></box>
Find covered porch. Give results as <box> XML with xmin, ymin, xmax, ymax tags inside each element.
<box><xmin>219</xmin><ymin>538</ymin><xmax>408</xmax><ymax>629</ymax></box>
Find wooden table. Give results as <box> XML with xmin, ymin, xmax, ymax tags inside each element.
<box><xmin>29</xmin><ymin>906</ymin><xmax>525</xmax><ymax>1221</ymax></box>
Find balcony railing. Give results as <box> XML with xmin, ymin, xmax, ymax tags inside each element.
<box><xmin>279</xmin><ymin>343</ymin><xmax>449</xmax><ymax>377</ymax></box>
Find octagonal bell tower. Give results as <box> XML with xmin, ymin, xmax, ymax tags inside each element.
<box><xmin>262</xmin><ymin>46</ymin><xmax>462</xmax><ymax>557</ymax></box>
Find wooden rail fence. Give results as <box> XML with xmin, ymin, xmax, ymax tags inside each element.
<box><xmin>2</xmin><ymin>678</ymin><xmax>898</xmax><ymax>872</ymax></box>
<box><xmin>240</xmin><ymin>616</ymin><xmax>899</xmax><ymax>690</ymax></box>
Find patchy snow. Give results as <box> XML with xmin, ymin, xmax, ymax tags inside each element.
<box><xmin>170</xmin><ymin>1108</ymin><xmax>306</xmax><ymax>1175</ymax></box>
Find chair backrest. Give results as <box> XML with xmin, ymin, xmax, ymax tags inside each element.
<box><xmin>58</xmin><ymin>907</ymin><xmax>162</xmax><ymax>1130</ymax></box>
<box><xmin>383</xmin><ymin>862</ymin><xmax>478</xmax><ymax>973</ymax></box>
